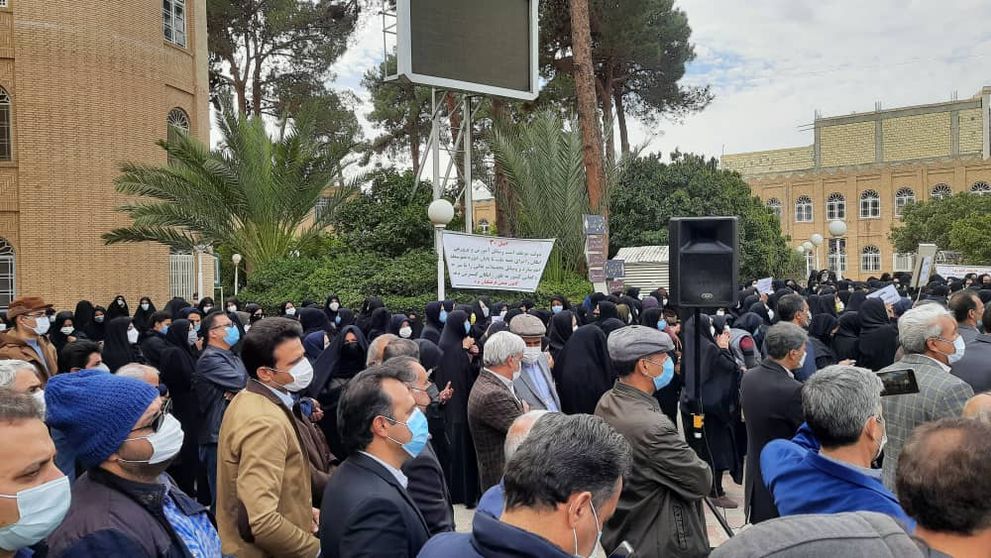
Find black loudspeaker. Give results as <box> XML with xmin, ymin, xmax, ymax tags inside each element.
<box><xmin>668</xmin><ymin>217</ymin><xmax>739</xmax><ymax>308</ymax></box>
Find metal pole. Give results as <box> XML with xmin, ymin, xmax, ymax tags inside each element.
<box><xmin>692</xmin><ymin>308</ymin><xmax>703</xmax><ymax>440</ymax></box>
<box><xmin>196</xmin><ymin>250</ymin><xmax>204</xmax><ymax>302</ymax></box>
<box><xmin>436</xmin><ymin>226</ymin><xmax>446</xmax><ymax>300</ymax></box>
<box><xmin>463</xmin><ymin>95</ymin><xmax>473</xmax><ymax>233</ymax></box>
<box><xmin>234</xmin><ymin>264</ymin><xmax>239</xmax><ymax>296</ymax></box>
<box><xmin>431</xmin><ymin>88</ymin><xmax>441</xmax><ymax>200</ymax></box>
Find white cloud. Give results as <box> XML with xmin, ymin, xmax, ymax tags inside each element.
<box><xmin>328</xmin><ymin>1</ymin><xmax>991</xmax><ymax>165</ymax></box>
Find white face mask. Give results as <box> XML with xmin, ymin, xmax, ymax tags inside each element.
<box><xmin>121</xmin><ymin>414</ymin><xmax>184</xmax><ymax>464</ymax></box>
<box><xmin>521</xmin><ymin>346</ymin><xmax>542</xmax><ymax>365</ymax></box>
<box><xmin>227</xmin><ymin>305</ymin><xmax>237</xmax><ymax>313</ymax></box>
<box><xmin>285</xmin><ymin>307</ymin><xmax>296</xmax><ymax>316</ymax></box>
<box><xmin>874</xmin><ymin>416</ymin><xmax>887</xmax><ymax>461</ymax></box>
<box><xmin>797</xmin><ymin>349</ymin><xmax>807</xmax><ymax>369</ymax></box>
<box><xmin>140</xmin><ymin>303</ymin><xmax>150</xmax><ymax>311</ymax></box>
<box><xmin>0</xmin><ymin>475</ymin><xmax>71</xmax><ymax>550</ymax></box>
<box><xmin>126</xmin><ymin>327</ymin><xmax>139</xmax><ymax>344</ymax></box>
<box><xmin>187</xmin><ymin>330</ymin><xmax>198</xmax><ymax>346</ymax></box>
<box><xmin>31</xmin><ymin>317</ymin><xmax>50</xmax><ymax>337</ymax></box>
<box><xmin>59</xmin><ymin>327</ymin><xmax>74</xmax><ymax>336</ymax></box>
<box><xmin>47</xmin><ymin>315</ymin><xmax>56</xmax><ymax>324</ymax></box>
<box><xmin>32</xmin><ymin>390</ymin><xmax>46</xmax><ymax>417</ymax></box>
<box><xmin>94</xmin><ymin>316</ymin><xmax>105</xmax><ymax>324</ymax></box>
<box><xmin>511</xmin><ymin>356</ymin><xmax>523</xmax><ymax>381</ymax></box>
<box><xmin>716</xmin><ymin>309</ymin><xmax>725</xmax><ymax>316</ymax></box>
<box><xmin>573</xmin><ymin>499</ymin><xmax>603</xmax><ymax>558</ymax></box>
<box><xmin>710</xmin><ymin>326</ymin><xmax>716</xmax><ymax>338</ymax></box>
<box><xmin>399</xmin><ymin>326</ymin><xmax>413</xmax><ymax>339</ymax></box>
<box><xmin>329</xmin><ymin>302</ymin><xmax>340</xmax><ymax>312</ymax></box>
<box><xmin>281</xmin><ymin>359</ymin><xmax>314</xmax><ymax>392</ymax></box>
<box><xmin>768</xmin><ymin>309</ymin><xmax>775</xmax><ymax>321</ymax></box>
<box><xmin>0</xmin><ymin>323</ymin><xmax>6</xmax><ymax>332</ymax></box>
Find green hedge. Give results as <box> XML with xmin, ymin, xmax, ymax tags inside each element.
<box><xmin>239</xmin><ymin>249</ymin><xmax>594</xmax><ymax>313</ymax></box>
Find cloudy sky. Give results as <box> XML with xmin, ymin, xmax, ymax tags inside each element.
<box><xmin>327</xmin><ymin>0</ymin><xmax>991</xmax><ymax>163</ymax></box>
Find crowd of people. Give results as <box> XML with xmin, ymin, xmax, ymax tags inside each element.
<box><xmin>1</xmin><ymin>269</ymin><xmax>990</xmax><ymax>557</ymax></box>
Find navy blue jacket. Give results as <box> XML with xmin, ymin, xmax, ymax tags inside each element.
<box><xmin>193</xmin><ymin>345</ymin><xmax>247</xmax><ymax>444</ymax></box>
<box><xmin>320</xmin><ymin>452</ymin><xmax>430</xmax><ymax>558</ymax></box>
<box><xmin>761</xmin><ymin>423</ymin><xmax>915</xmax><ymax>531</ymax></box>
<box><xmin>46</xmin><ymin>468</ymin><xmax>212</xmax><ymax>558</ymax></box>
<box><xmin>418</xmin><ymin>511</ymin><xmax>573</xmax><ymax>558</ymax></box>
<box><xmin>476</xmin><ymin>481</ymin><xmax>504</xmax><ymax>519</ymax></box>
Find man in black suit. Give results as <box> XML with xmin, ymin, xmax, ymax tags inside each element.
<box><xmin>951</xmin><ymin>305</ymin><xmax>991</xmax><ymax>394</ymax></box>
<box><xmin>741</xmin><ymin>322</ymin><xmax>806</xmax><ymax>524</ymax></box>
<box><xmin>319</xmin><ymin>363</ymin><xmax>431</xmax><ymax>558</ymax></box>
<box><xmin>392</xmin><ymin>356</ymin><xmax>455</xmax><ymax>535</ymax></box>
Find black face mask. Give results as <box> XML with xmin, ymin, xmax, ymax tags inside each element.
<box><xmin>250</xmin><ymin>313</ymin><xmax>263</xmax><ymax>323</ymax></box>
<box><xmin>342</xmin><ymin>342</ymin><xmax>363</xmax><ymax>359</ymax></box>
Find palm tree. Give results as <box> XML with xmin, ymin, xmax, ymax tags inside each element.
<box><xmin>103</xmin><ymin>96</ymin><xmax>357</xmax><ymax>271</ymax></box>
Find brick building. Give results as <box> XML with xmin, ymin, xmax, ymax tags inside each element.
<box><xmin>0</xmin><ymin>0</ymin><xmax>214</xmax><ymax>312</ymax></box>
<box><xmin>722</xmin><ymin>87</ymin><xmax>991</xmax><ymax>281</ymax></box>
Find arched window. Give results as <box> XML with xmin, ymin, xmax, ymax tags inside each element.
<box><xmin>930</xmin><ymin>183</ymin><xmax>952</xmax><ymax>200</ymax></box>
<box><xmin>478</xmin><ymin>219</ymin><xmax>490</xmax><ymax>234</ymax></box>
<box><xmin>766</xmin><ymin>198</ymin><xmax>782</xmax><ymax>219</ymax></box>
<box><xmin>828</xmin><ymin>238</ymin><xmax>847</xmax><ymax>273</ymax></box>
<box><xmin>826</xmin><ymin>193</ymin><xmax>846</xmax><ymax>220</ymax></box>
<box><xmin>0</xmin><ymin>237</ymin><xmax>14</xmax><ymax>310</ymax></box>
<box><xmin>167</xmin><ymin>108</ymin><xmax>190</xmax><ymax>165</ymax></box>
<box><xmin>0</xmin><ymin>88</ymin><xmax>10</xmax><ymax>162</ymax></box>
<box><xmin>971</xmin><ymin>181</ymin><xmax>991</xmax><ymax>196</ymax></box>
<box><xmin>795</xmin><ymin>195</ymin><xmax>813</xmax><ymax>223</ymax></box>
<box><xmin>859</xmin><ymin>189</ymin><xmax>880</xmax><ymax>219</ymax></box>
<box><xmin>861</xmin><ymin>245</ymin><xmax>881</xmax><ymax>272</ymax></box>
<box><xmin>895</xmin><ymin>187</ymin><xmax>916</xmax><ymax>216</ymax></box>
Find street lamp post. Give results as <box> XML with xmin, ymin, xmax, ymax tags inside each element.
<box><xmin>427</xmin><ymin>199</ymin><xmax>455</xmax><ymax>301</ymax></box>
<box><xmin>828</xmin><ymin>220</ymin><xmax>848</xmax><ymax>280</ymax></box>
<box><xmin>810</xmin><ymin>234</ymin><xmax>824</xmax><ymax>271</ymax></box>
<box><xmin>232</xmin><ymin>253</ymin><xmax>242</xmax><ymax>296</ymax></box>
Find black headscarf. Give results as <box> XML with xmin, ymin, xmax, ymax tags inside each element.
<box><xmin>415</xmin><ymin>339</ymin><xmax>444</xmax><ymax>372</ymax></box>
<box><xmin>197</xmin><ymin>297</ymin><xmax>215</xmax><ymax>314</ymax></box>
<box><xmin>436</xmin><ymin>310</ymin><xmax>474</xmax><ymax>426</ymax></box>
<box><xmin>809</xmin><ymin>314</ymin><xmax>838</xmax><ymax>345</ymax></box>
<box><xmin>640</xmin><ymin>307</ymin><xmax>664</xmax><ymax>329</ymax></box>
<box><xmin>298</xmin><ymin>307</ymin><xmax>329</xmax><ymax>337</ymax></box>
<box><xmin>599</xmin><ymin>318</ymin><xmax>626</xmax><ymax>337</ymax></box>
<box><xmin>164</xmin><ymin>318</ymin><xmax>196</xmax><ymax>357</ymax></box>
<box><xmin>979</xmin><ymin>290</ymin><xmax>991</xmax><ymax>305</ymax></box>
<box><xmin>831</xmin><ymin>312</ymin><xmax>861</xmax><ymax>362</ymax></box>
<box><xmin>357</xmin><ymin>296</ymin><xmax>385</xmax><ymax>332</ymax></box>
<box><xmin>749</xmin><ymin>302</ymin><xmax>773</xmax><ymax>326</ymax></box>
<box><xmin>547</xmin><ymin>310</ymin><xmax>575</xmax><ymax>363</ymax></box>
<box><xmin>50</xmin><ymin>311</ymin><xmax>80</xmax><ymax>354</ymax></box>
<box><xmin>857</xmin><ymin>299</ymin><xmax>898</xmax><ymax>371</ymax></box>
<box><xmin>733</xmin><ymin>313</ymin><xmax>763</xmax><ymax>336</ymax></box>
<box><xmin>807</xmin><ymin>295</ymin><xmax>821</xmax><ymax>317</ymax></box>
<box><xmin>323</xmin><ymin>294</ymin><xmax>341</xmax><ymax>323</ymax></box>
<box><xmin>846</xmin><ymin>291</ymin><xmax>868</xmax><ymax>313</ymax></box>
<box><xmin>83</xmin><ymin>306</ymin><xmax>107</xmax><ymax>341</ymax></box>
<box><xmin>681</xmin><ymin>314</ymin><xmax>740</xmax><ymax>422</ymax></box>
<box><xmin>102</xmin><ymin>317</ymin><xmax>142</xmax><ymax>372</ymax></box>
<box><xmin>596</xmin><ymin>301</ymin><xmax>619</xmax><ymax>322</ymax></box>
<box><xmin>307</xmin><ymin>325</ymin><xmax>369</xmax><ymax>399</ymax></box>
<box><xmin>73</xmin><ymin>301</ymin><xmax>95</xmax><ymax>332</ymax></box>
<box><xmin>106</xmin><ymin>295</ymin><xmax>130</xmax><ymax>320</ymax></box>
<box><xmin>818</xmin><ymin>293</ymin><xmax>838</xmax><ymax>317</ymax></box>
<box><xmin>366</xmin><ymin>307</ymin><xmax>392</xmax><ymax>340</ymax></box>
<box><xmin>555</xmin><ymin>325</ymin><xmax>613</xmax><ymax>415</ymax></box>
<box><xmin>164</xmin><ymin>297</ymin><xmax>190</xmax><ymax>319</ymax></box>
<box><xmin>304</xmin><ymin>330</ymin><xmax>327</xmax><ymax>364</ymax></box>
<box><xmin>132</xmin><ymin>297</ymin><xmax>157</xmax><ymax>332</ymax></box>
<box><xmin>389</xmin><ymin>313</ymin><xmax>412</xmax><ymax>337</ymax></box>
<box><xmin>421</xmin><ymin>302</ymin><xmax>445</xmax><ymax>344</ymax></box>
<box><xmin>333</xmin><ymin>308</ymin><xmax>355</xmax><ymax>330</ymax></box>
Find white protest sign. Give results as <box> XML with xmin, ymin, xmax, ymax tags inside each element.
<box><xmin>756</xmin><ymin>277</ymin><xmax>774</xmax><ymax>294</ymax></box>
<box><xmin>442</xmin><ymin>232</ymin><xmax>555</xmax><ymax>292</ymax></box>
<box><xmin>867</xmin><ymin>285</ymin><xmax>901</xmax><ymax>305</ymax></box>
<box><xmin>934</xmin><ymin>264</ymin><xmax>991</xmax><ymax>278</ymax></box>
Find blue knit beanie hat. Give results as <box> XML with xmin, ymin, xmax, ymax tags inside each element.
<box><xmin>45</xmin><ymin>369</ymin><xmax>159</xmax><ymax>469</ymax></box>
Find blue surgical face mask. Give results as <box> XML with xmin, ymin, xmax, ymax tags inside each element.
<box><xmin>947</xmin><ymin>335</ymin><xmax>966</xmax><ymax>364</ymax></box>
<box><xmin>386</xmin><ymin>408</ymin><xmax>429</xmax><ymax>458</ymax></box>
<box><xmin>335</xmin><ymin>316</ymin><xmax>341</xmax><ymax>325</ymax></box>
<box><xmin>439</xmin><ymin>309</ymin><xmax>448</xmax><ymax>323</ymax></box>
<box><xmin>0</xmin><ymin>475</ymin><xmax>71</xmax><ymax>550</ymax></box>
<box><xmin>552</xmin><ymin>305</ymin><xmax>563</xmax><ymax>314</ymax></box>
<box><xmin>645</xmin><ymin>356</ymin><xmax>675</xmax><ymax>391</ymax></box>
<box><xmin>223</xmin><ymin>325</ymin><xmax>240</xmax><ymax>346</ymax></box>
<box><xmin>657</xmin><ymin>319</ymin><xmax>668</xmax><ymax>331</ymax></box>
<box><xmin>464</xmin><ymin>321</ymin><xmax>471</xmax><ymax>334</ymax></box>
<box><xmin>161</xmin><ymin>325</ymin><xmax>169</xmax><ymax>336</ymax></box>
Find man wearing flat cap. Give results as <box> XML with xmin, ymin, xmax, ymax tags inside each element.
<box><xmin>0</xmin><ymin>296</ymin><xmax>58</xmax><ymax>382</ymax></box>
<box><xmin>595</xmin><ymin>326</ymin><xmax>712</xmax><ymax>558</ymax></box>
<box><xmin>509</xmin><ymin>314</ymin><xmax>560</xmax><ymax>411</ymax></box>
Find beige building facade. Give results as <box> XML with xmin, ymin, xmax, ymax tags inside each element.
<box><xmin>0</xmin><ymin>0</ymin><xmax>214</xmax><ymax>312</ymax></box>
<box><xmin>722</xmin><ymin>87</ymin><xmax>991</xmax><ymax>281</ymax></box>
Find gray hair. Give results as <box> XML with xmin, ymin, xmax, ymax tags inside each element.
<box><xmin>116</xmin><ymin>363</ymin><xmax>160</xmax><ymax>383</ymax></box>
<box><xmin>503</xmin><ymin>413</ymin><xmax>632</xmax><ymax>511</ymax></box>
<box><xmin>0</xmin><ymin>387</ymin><xmax>43</xmax><ymax>421</ymax></box>
<box><xmin>366</xmin><ymin>334</ymin><xmax>398</xmax><ymax>367</ymax></box>
<box><xmin>0</xmin><ymin>360</ymin><xmax>36</xmax><ymax>389</ymax></box>
<box><xmin>898</xmin><ymin>304</ymin><xmax>951</xmax><ymax>354</ymax></box>
<box><xmin>483</xmin><ymin>331</ymin><xmax>526</xmax><ymax>367</ymax></box>
<box><xmin>504</xmin><ymin>410</ymin><xmax>552</xmax><ymax>463</ymax></box>
<box><xmin>802</xmin><ymin>365</ymin><xmax>882</xmax><ymax>448</ymax></box>
<box><xmin>765</xmin><ymin>322</ymin><xmax>808</xmax><ymax>359</ymax></box>
<box><xmin>383</xmin><ymin>338</ymin><xmax>420</xmax><ymax>362</ymax></box>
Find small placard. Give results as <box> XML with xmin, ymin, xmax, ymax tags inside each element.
<box><xmin>604</xmin><ymin>259</ymin><xmax>626</xmax><ymax>279</ymax></box>
<box><xmin>867</xmin><ymin>285</ymin><xmax>901</xmax><ymax>305</ymax></box>
<box><xmin>756</xmin><ymin>277</ymin><xmax>774</xmax><ymax>295</ymax></box>
<box><xmin>583</xmin><ymin>214</ymin><xmax>607</xmax><ymax>235</ymax></box>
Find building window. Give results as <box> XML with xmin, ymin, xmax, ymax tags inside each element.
<box><xmin>893</xmin><ymin>253</ymin><xmax>915</xmax><ymax>272</ymax></box>
<box><xmin>826</xmin><ymin>193</ymin><xmax>846</xmax><ymax>220</ymax></box>
<box><xmin>0</xmin><ymin>1</ymin><xmax>7</xmax><ymax>9</ymax></box>
<box><xmin>766</xmin><ymin>198</ymin><xmax>782</xmax><ymax>219</ymax></box>
<box><xmin>930</xmin><ymin>183</ymin><xmax>952</xmax><ymax>200</ymax></box>
<box><xmin>167</xmin><ymin>108</ymin><xmax>190</xmax><ymax>164</ymax></box>
<box><xmin>895</xmin><ymin>187</ymin><xmax>916</xmax><ymax>217</ymax></box>
<box><xmin>0</xmin><ymin>237</ymin><xmax>14</xmax><ymax>310</ymax></box>
<box><xmin>828</xmin><ymin>238</ymin><xmax>847</xmax><ymax>273</ymax></box>
<box><xmin>478</xmin><ymin>219</ymin><xmax>490</xmax><ymax>234</ymax></box>
<box><xmin>314</xmin><ymin>196</ymin><xmax>332</xmax><ymax>221</ymax></box>
<box><xmin>163</xmin><ymin>0</ymin><xmax>187</xmax><ymax>47</ymax></box>
<box><xmin>795</xmin><ymin>195</ymin><xmax>813</xmax><ymax>223</ymax></box>
<box><xmin>861</xmin><ymin>245</ymin><xmax>881</xmax><ymax>272</ymax></box>
<box><xmin>859</xmin><ymin>189</ymin><xmax>880</xmax><ymax>219</ymax></box>
<box><xmin>971</xmin><ymin>181</ymin><xmax>991</xmax><ymax>196</ymax></box>
<box><xmin>0</xmin><ymin>88</ymin><xmax>10</xmax><ymax>162</ymax></box>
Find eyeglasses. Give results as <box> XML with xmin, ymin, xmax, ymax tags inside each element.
<box><xmin>130</xmin><ymin>398</ymin><xmax>172</xmax><ymax>433</ymax></box>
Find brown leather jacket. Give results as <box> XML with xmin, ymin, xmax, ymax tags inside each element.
<box><xmin>0</xmin><ymin>330</ymin><xmax>58</xmax><ymax>382</ymax></box>
<box><xmin>292</xmin><ymin>399</ymin><xmax>337</xmax><ymax>506</ymax></box>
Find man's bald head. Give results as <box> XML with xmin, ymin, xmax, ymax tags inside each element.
<box><xmin>964</xmin><ymin>392</ymin><xmax>991</xmax><ymax>425</ymax></box>
<box><xmin>366</xmin><ymin>334</ymin><xmax>398</xmax><ymax>367</ymax></box>
<box><xmin>504</xmin><ymin>410</ymin><xmax>552</xmax><ymax>465</ymax></box>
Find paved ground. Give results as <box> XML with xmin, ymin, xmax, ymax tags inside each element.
<box><xmin>452</xmin><ymin>466</ymin><xmax>746</xmax><ymax>555</ymax></box>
